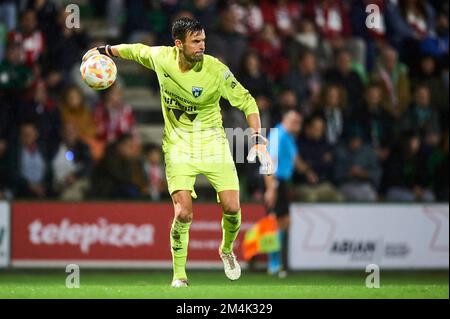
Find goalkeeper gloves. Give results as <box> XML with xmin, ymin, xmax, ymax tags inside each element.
<box><xmin>247</xmin><ymin>133</ymin><xmax>275</xmax><ymax>175</ymax></box>
<box><xmin>82</xmin><ymin>45</ymin><xmax>117</xmax><ymax>62</ymax></box>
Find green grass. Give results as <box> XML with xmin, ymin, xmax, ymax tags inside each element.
<box><xmin>0</xmin><ymin>270</ymin><xmax>448</xmax><ymax>299</ymax></box>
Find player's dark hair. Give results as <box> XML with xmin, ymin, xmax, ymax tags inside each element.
<box><xmin>172</xmin><ymin>17</ymin><xmax>203</xmax><ymax>42</ymax></box>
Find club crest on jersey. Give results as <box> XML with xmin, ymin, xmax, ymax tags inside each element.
<box><xmin>192</xmin><ymin>86</ymin><xmax>203</xmax><ymax>98</ymax></box>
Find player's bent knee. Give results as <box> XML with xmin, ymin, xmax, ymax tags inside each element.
<box><xmin>175</xmin><ymin>209</ymin><xmax>193</xmax><ymax>223</ymax></box>
<box><xmin>222</xmin><ymin>202</ymin><xmax>241</xmax><ymax>215</ymax></box>
<box><xmin>174</xmin><ymin>203</ymin><xmax>193</xmax><ymax>223</ymax></box>
<box><xmin>172</xmin><ymin>190</ymin><xmax>193</xmax><ymax>222</ymax></box>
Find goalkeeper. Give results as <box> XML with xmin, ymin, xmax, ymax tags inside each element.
<box><xmin>82</xmin><ymin>17</ymin><xmax>274</xmax><ymax>288</ymax></box>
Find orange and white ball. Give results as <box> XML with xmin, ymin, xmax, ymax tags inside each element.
<box><xmin>80</xmin><ymin>54</ymin><xmax>117</xmax><ymax>90</ymax></box>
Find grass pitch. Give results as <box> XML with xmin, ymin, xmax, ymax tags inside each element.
<box><xmin>0</xmin><ymin>270</ymin><xmax>447</xmax><ymax>299</ymax></box>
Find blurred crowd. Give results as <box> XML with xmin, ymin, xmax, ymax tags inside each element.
<box><xmin>0</xmin><ymin>0</ymin><xmax>449</xmax><ymax>203</ymax></box>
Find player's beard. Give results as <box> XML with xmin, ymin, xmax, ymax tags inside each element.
<box><xmin>183</xmin><ymin>50</ymin><xmax>204</xmax><ymax>63</ymax></box>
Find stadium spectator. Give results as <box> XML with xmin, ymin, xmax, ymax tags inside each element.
<box><xmin>333</xmin><ymin>128</ymin><xmax>381</xmax><ymax>202</ymax></box>
<box><xmin>238</xmin><ymin>50</ymin><xmax>273</xmax><ymax>130</ymax></box>
<box><xmin>51</xmin><ymin>124</ymin><xmax>92</xmax><ymax>200</ymax></box>
<box><xmin>286</xmin><ymin>18</ymin><xmax>320</xmax><ymax>68</ymax></box>
<box><xmin>259</xmin><ymin>0</ymin><xmax>301</xmax><ymax>38</ymax></box>
<box><xmin>40</xmin><ymin>9</ymin><xmax>90</xmax><ymax>91</ymax></box>
<box><xmin>413</xmin><ymin>55</ymin><xmax>449</xmax><ymax>122</ymax></box>
<box><xmin>270</xmin><ymin>89</ymin><xmax>298</xmax><ymax>128</ymax></box>
<box><xmin>324</xmin><ymin>49</ymin><xmax>365</xmax><ymax>111</ymax></box>
<box><xmin>17</xmin><ymin>80</ymin><xmax>62</xmax><ymax>159</ymax></box>
<box><xmin>401</xmin><ymin>84</ymin><xmax>441</xmax><ymax>144</ymax></box>
<box><xmin>250</xmin><ymin>23</ymin><xmax>289</xmax><ymax>81</ymax></box>
<box><xmin>7</xmin><ymin>9</ymin><xmax>44</xmax><ymax>68</ymax></box>
<box><xmin>0</xmin><ymin>41</ymin><xmax>33</xmax><ymax>142</ymax></box>
<box><xmin>304</xmin><ymin>0</ymin><xmax>366</xmax><ymax>67</ymax></box>
<box><xmin>282</xmin><ymin>50</ymin><xmax>322</xmax><ymax>113</ymax></box>
<box><xmin>142</xmin><ymin>143</ymin><xmax>166</xmax><ymax>201</ymax></box>
<box><xmin>348</xmin><ymin>0</ymin><xmax>388</xmax><ymax>70</ymax></box>
<box><xmin>207</xmin><ymin>6</ymin><xmax>248</xmax><ymax>73</ymax></box>
<box><xmin>238</xmin><ymin>51</ymin><xmax>273</xmax><ymax>98</ymax></box>
<box><xmin>349</xmin><ymin>82</ymin><xmax>394</xmax><ymax>162</ymax></box>
<box><xmin>385</xmin><ymin>0</ymin><xmax>436</xmax><ymax>68</ymax></box>
<box><xmin>60</xmin><ymin>85</ymin><xmax>96</xmax><ymax>139</ymax></box>
<box><xmin>59</xmin><ymin>85</ymin><xmax>101</xmax><ymax>159</ymax></box>
<box><xmin>8</xmin><ymin>122</ymin><xmax>47</xmax><ymax>198</ymax></box>
<box><xmin>382</xmin><ymin>131</ymin><xmax>435</xmax><ymax>202</ymax></box>
<box><xmin>89</xmin><ymin>133</ymin><xmax>142</xmax><ymax>199</ymax></box>
<box><xmin>229</xmin><ymin>0</ymin><xmax>263</xmax><ymax>37</ymax></box>
<box><xmin>296</xmin><ymin>115</ymin><xmax>343</xmax><ymax>202</ymax></box>
<box><xmin>371</xmin><ymin>45</ymin><xmax>411</xmax><ymax>118</ymax></box>
<box><xmin>94</xmin><ymin>83</ymin><xmax>138</xmax><ymax>144</ymax></box>
<box><xmin>0</xmin><ymin>41</ymin><xmax>33</xmax><ymax>105</ymax></box>
<box><xmin>182</xmin><ymin>1</ymin><xmax>219</xmax><ymax>32</ymax></box>
<box><xmin>314</xmin><ymin>83</ymin><xmax>348</xmax><ymax>146</ymax></box>
<box><xmin>24</xmin><ymin>0</ymin><xmax>59</xmax><ymax>44</ymax></box>
<box><xmin>420</xmin><ymin>11</ymin><xmax>449</xmax><ymax>59</ymax></box>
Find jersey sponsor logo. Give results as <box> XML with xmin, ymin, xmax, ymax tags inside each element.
<box><xmin>192</xmin><ymin>86</ymin><xmax>203</xmax><ymax>98</ymax></box>
<box><xmin>164</xmin><ymin>89</ymin><xmax>199</xmax><ymax>107</ymax></box>
<box><xmin>164</xmin><ymin>96</ymin><xmax>197</xmax><ymax>112</ymax></box>
<box><xmin>231</xmin><ymin>81</ymin><xmax>237</xmax><ymax>89</ymax></box>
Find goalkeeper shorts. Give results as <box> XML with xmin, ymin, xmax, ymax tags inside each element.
<box><xmin>163</xmin><ymin>129</ymin><xmax>240</xmax><ymax>199</ymax></box>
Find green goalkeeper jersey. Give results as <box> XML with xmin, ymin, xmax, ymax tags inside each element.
<box><xmin>116</xmin><ymin>44</ymin><xmax>259</xmax><ymax>146</ymax></box>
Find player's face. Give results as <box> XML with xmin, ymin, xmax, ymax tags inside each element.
<box><xmin>180</xmin><ymin>30</ymin><xmax>206</xmax><ymax>63</ymax></box>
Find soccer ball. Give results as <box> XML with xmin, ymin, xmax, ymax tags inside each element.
<box><xmin>80</xmin><ymin>54</ymin><xmax>117</xmax><ymax>90</ymax></box>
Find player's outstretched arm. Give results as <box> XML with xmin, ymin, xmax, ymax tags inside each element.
<box><xmin>82</xmin><ymin>44</ymin><xmax>157</xmax><ymax>70</ymax></box>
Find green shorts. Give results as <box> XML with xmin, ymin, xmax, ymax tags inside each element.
<box><xmin>163</xmin><ymin>128</ymin><xmax>239</xmax><ymax>199</ymax></box>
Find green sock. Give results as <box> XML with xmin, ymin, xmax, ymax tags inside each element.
<box><xmin>170</xmin><ymin>219</ymin><xmax>191</xmax><ymax>280</ymax></box>
<box><xmin>220</xmin><ymin>210</ymin><xmax>241</xmax><ymax>254</ymax></box>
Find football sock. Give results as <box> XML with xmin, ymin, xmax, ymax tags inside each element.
<box><xmin>170</xmin><ymin>218</ymin><xmax>191</xmax><ymax>280</ymax></box>
<box><xmin>220</xmin><ymin>210</ymin><xmax>241</xmax><ymax>254</ymax></box>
